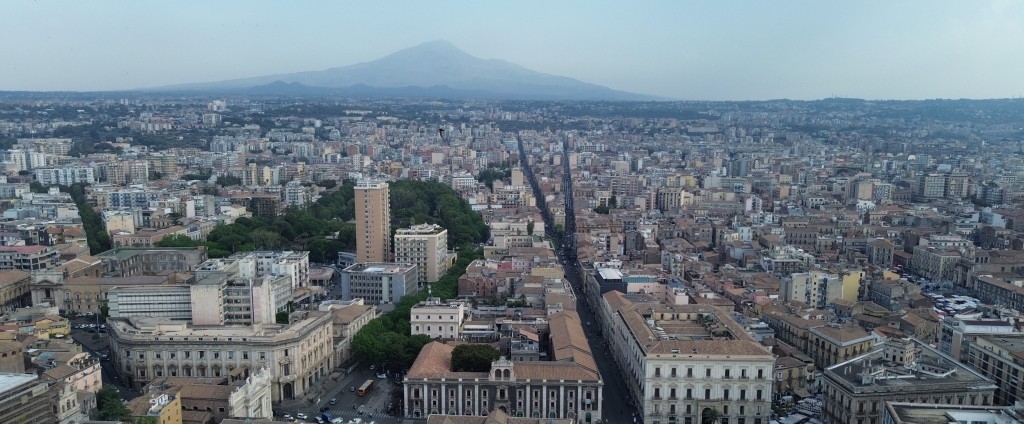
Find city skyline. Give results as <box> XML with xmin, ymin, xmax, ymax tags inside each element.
<box><xmin>2</xmin><ymin>1</ymin><xmax>1023</xmax><ymax>100</ymax></box>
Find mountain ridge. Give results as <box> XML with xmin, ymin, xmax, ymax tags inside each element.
<box><xmin>152</xmin><ymin>40</ymin><xmax>665</xmax><ymax>101</ymax></box>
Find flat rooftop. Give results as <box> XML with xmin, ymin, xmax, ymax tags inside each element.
<box><xmin>344</xmin><ymin>262</ymin><xmax>416</xmax><ymax>274</ymax></box>
<box><xmin>0</xmin><ymin>373</ymin><xmax>39</xmax><ymax>391</ymax></box>
<box><xmin>827</xmin><ymin>339</ymin><xmax>996</xmax><ymax>392</ymax></box>
<box><xmin>887</xmin><ymin>402</ymin><xmax>1023</xmax><ymax>424</ymax></box>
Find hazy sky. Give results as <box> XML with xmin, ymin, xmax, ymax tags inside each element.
<box><xmin>3</xmin><ymin>0</ymin><xmax>1023</xmax><ymax>100</ymax></box>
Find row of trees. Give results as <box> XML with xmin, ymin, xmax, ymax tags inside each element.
<box><xmin>67</xmin><ymin>183</ymin><xmax>112</xmax><ymax>254</ymax></box>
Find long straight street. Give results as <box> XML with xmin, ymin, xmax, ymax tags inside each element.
<box><xmin>519</xmin><ymin>135</ymin><xmax>641</xmax><ymax>424</ymax></box>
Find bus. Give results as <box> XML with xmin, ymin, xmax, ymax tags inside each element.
<box><xmin>356</xmin><ymin>379</ymin><xmax>374</xmax><ymax>396</ymax></box>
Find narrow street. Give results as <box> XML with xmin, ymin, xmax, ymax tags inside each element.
<box><xmin>519</xmin><ymin>135</ymin><xmax>641</xmax><ymax>424</ymax></box>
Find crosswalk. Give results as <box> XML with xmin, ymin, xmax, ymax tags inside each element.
<box><xmin>287</xmin><ymin>410</ymin><xmax>413</xmax><ymax>424</ymax></box>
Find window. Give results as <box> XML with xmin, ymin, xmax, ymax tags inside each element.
<box><xmin>655</xmin><ymin>367</ymin><xmax>661</xmax><ymax>377</ymax></box>
<box><xmin>705</xmin><ymin>389</ymin><xmax>711</xmax><ymax>400</ymax></box>
<box><xmin>725</xmin><ymin>369</ymin><xmax>731</xmax><ymax>378</ymax></box>
<box><xmin>724</xmin><ymin>389</ymin><xmax>730</xmax><ymax>400</ymax></box>
<box><xmin>740</xmin><ymin>390</ymin><xmax>746</xmax><ymax>400</ymax></box>
<box><xmin>706</xmin><ymin>368</ymin><xmax>712</xmax><ymax>377</ymax></box>
<box><xmin>757</xmin><ymin>369</ymin><xmax>764</xmax><ymax>379</ymax></box>
<box><xmin>654</xmin><ymin>388</ymin><xmax>661</xmax><ymax>399</ymax></box>
<box><xmin>756</xmin><ymin>390</ymin><xmax>763</xmax><ymax>401</ymax></box>
<box><xmin>671</xmin><ymin>368</ymin><xmax>677</xmax><ymax>377</ymax></box>
<box><xmin>687</xmin><ymin>368</ymin><xmax>693</xmax><ymax>378</ymax></box>
<box><xmin>670</xmin><ymin>388</ymin><xmax>676</xmax><ymax>399</ymax></box>
<box><xmin>686</xmin><ymin>389</ymin><xmax>692</xmax><ymax>399</ymax></box>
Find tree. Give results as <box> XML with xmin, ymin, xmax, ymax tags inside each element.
<box><xmin>526</xmin><ymin>220</ymin><xmax>535</xmax><ymax>235</ymax></box>
<box><xmin>216</xmin><ymin>175</ymin><xmax>242</xmax><ymax>187</ymax></box>
<box><xmin>451</xmin><ymin>344</ymin><xmax>502</xmax><ymax>372</ymax></box>
<box><xmin>99</xmin><ymin>303</ymin><xmax>109</xmax><ymax>321</ymax></box>
<box><xmin>29</xmin><ymin>181</ymin><xmax>48</xmax><ymax>193</ymax></box>
<box><xmin>65</xmin><ymin>183</ymin><xmax>111</xmax><ymax>254</ymax></box>
<box><xmin>701</xmin><ymin>408</ymin><xmax>722</xmax><ymax>424</ymax></box>
<box><xmin>154</xmin><ymin>234</ymin><xmax>199</xmax><ymax>248</ymax></box>
<box><xmin>593</xmin><ymin>205</ymin><xmax>610</xmax><ymax>214</ymax></box>
<box><xmin>276</xmin><ymin>311</ymin><xmax>290</xmax><ymax>324</ymax></box>
<box><xmin>95</xmin><ymin>386</ymin><xmax>130</xmax><ymax>422</ymax></box>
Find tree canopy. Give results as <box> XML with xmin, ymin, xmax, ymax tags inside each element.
<box><xmin>451</xmin><ymin>344</ymin><xmax>502</xmax><ymax>372</ymax></box>
<box><xmin>95</xmin><ymin>386</ymin><xmax>130</xmax><ymax>422</ymax></box>
<box><xmin>66</xmin><ymin>183</ymin><xmax>112</xmax><ymax>254</ymax></box>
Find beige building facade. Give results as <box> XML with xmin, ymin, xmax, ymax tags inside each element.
<box><xmin>107</xmin><ymin>311</ymin><xmax>334</xmax><ymax>402</ymax></box>
<box><xmin>355</xmin><ymin>180</ymin><xmax>391</xmax><ymax>263</ymax></box>
<box><xmin>394</xmin><ymin>223</ymin><xmax>456</xmax><ymax>284</ymax></box>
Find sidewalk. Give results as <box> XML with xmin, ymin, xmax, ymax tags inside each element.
<box><xmin>277</xmin><ymin>370</ymin><xmax>347</xmax><ymax>412</ymax></box>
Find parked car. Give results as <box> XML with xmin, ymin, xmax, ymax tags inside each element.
<box><xmin>297</xmin><ymin>412</ymin><xmax>308</xmax><ymax>420</ymax></box>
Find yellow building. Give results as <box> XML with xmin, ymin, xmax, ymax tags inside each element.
<box><xmin>0</xmin><ymin>270</ymin><xmax>31</xmax><ymax>311</ymax></box>
<box><xmin>129</xmin><ymin>390</ymin><xmax>183</xmax><ymax>424</ymax></box>
<box><xmin>840</xmin><ymin>270</ymin><xmax>864</xmax><ymax>302</ymax></box>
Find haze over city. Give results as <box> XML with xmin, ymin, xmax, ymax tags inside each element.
<box><xmin>4</xmin><ymin>0</ymin><xmax>1024</xmax><ymax>100</ymax></box>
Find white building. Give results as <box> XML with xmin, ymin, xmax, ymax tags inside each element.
<box><xmin>35</xmin><ymin>166</ymin><xmax>96</xmax><ymax>186</ymax></box>
<box><xmin>394</xmin><ymin>223</ymin><xmax>456</xmax><ymax>284</ymax></box>
<box><xmin>340</xmin><ymin>262</ymin><xmax>419</xmax><ymax>305</ymax></box>
<box><xmin>410</xmin><ymin>298</ymin><xmax>466</xmax><ymax>339</ymax></box>
<box><xmin>600</xmin><ymin>291</ymin><xmax>775</xmax><ymax>424</ymax></box>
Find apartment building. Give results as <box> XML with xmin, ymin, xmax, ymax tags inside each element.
<box><xmin>780</xmin><ymin>271</ymin><xmax>843</xmax><ymax>309</ymax></box>
<box><xmin>108</xmin><ymin>311</ymin><xmax>334</xmax><ymax>402</ymax></box>
<box><xmin>355</xmin><ymin>180</ymin><xmax>390</xmax><ymax>263</ymax></box>
<box><xmin>911</xmin><ymin>246</ymin><xmax>962</xmax><ymax>282</ymax></box>
<box><xmin>340</xmin><ymin>262</ymin><xmax>418</xmax><ymax>305</ymax></box>
<box><xmin>806</xmin><ymin>323</ymin><xmax>876</xmax><ymax>370</ymax></box>
<box><xmin>394</xmin><ymin>223</ymin><xmax>456</xmax><ymax>284</ymax></box>
<box><xmin>0</xmin><ymin>373</ymin><xmax>54</xmax><ymax>423</ymax></box>
<box><xmin>0</xmin><ymin>269</ymin><xmax>31</xmax><ymax>312</ymax></box>
<box><xmin>34</xmin><ymin>166</ymin><xmax>96</xmax><ymax>186</ymax></box>
<box><xmin>938</xmin><ymin>317</ymin><xmax>1017</xmax><ymax>361</ymax></box>
<box><xmin>0</xmin><ymin>245</ymin><xmax>58</xmax><ymax>271</ymax></box>
<box><xmin>321</xmin><ymin>301</ymin><xmax>377</xmax><ymax>365</ymax></box>
<box><xmin>600</xmin><ymin>291</ymin><xmax>775</xmax><ymax>424</ymax></box>
<box><xmin>966</xmin><ymin>334</ymin><xmax>1024</xmax><ymax>406</ymax></box>
<box><xmin>822</xmin><ymin>337</ymin><xmax>997</xmax><ymax>424</ymax></box>
<box><xmin>41</xmin><ymin>352</ymin><xmax>103</xmax><ymax>424</ymax></box>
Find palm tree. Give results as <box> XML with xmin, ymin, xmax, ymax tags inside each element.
<box><xmin>702</xmin><ymin>408</ymin><xmax>722</xmax><ymax>424</ymax></box>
